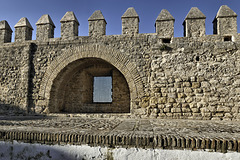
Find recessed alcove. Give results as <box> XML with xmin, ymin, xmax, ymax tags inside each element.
<box><xmin>48</xmin><ymin>58</ymin><xmax>130</xmax><ymax>113</ymax></box>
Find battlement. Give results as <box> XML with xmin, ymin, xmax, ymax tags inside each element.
<box><xmin>0</xmin><ymin>5</ymin><xmax>238</xmax><ymax>44</ymax></box>
<box><xmin>0</xmin><ymin>5</ymin><xmax>240</xmax><ymax>122</ymax></box>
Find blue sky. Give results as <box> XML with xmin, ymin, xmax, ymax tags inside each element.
<box><xmin>0</xmin><ymin>0</ymin><xmax>239</xmax><ymax>40</ymax></box>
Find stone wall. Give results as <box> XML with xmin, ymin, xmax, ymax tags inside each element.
<box><xmin>149</xmin><ymin>37</ymin><xmax>240</xmax><ymax>120</ymax></box>
<box><xmin>0</xmin><ymin>43</ymin><xmax>32</xmax><ymax>115</ymax></box>
<box><xmin>0</xmin><ymin>5</ymin><xmax>239</xmax><ymax>120</ymax></box>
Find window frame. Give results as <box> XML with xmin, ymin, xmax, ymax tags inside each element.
<box><xmin>92</xmin><ymin>75</ymin><xmax>113</xmax><ymax>104</ymax></box>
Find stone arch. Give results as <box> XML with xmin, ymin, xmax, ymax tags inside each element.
<box><xmin>37</xmin><ymin>44</ymin><xmax>145</xmax><ymax>113</ymax></box>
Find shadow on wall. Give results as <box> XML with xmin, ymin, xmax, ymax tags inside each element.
<box><xmin>0</xmin><ymin>141</ymin><xmax>106</xmax><ymax>160</ymax></box>
<box><xmin>0</xmin><ymin>102</ymin><xmax>52</xmax><ymax>121</ymax></box>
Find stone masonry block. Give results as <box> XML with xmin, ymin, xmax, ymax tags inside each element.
<box><xmin>150</xmin><ymin>97</ymin><xmax>158</xmax><ymax>105</ymax></box>
<box><xmin>213</xmin><ymin>5</ymin><xmax>237</xmax><ymax>35</ymax></box>
<box><xmin>60</xmin><ymin>11</ymin><xmax>79</xmax><ymax>39</ymax></box>
<box><xmin>155</xmin><ymin>9</ymin><xmax>174</xmax><ymax>37</ymax></box>
<box><xmin>88</xmin><ymin>10</ymin><xmax>107</xmax><ymax>37</ymax></box>
<box><xmin>14</xmin><ymin>17</ymin><xmax>33</xmax><ymax>42</ymax></box>
<box><xmin>183</xmin><ymin>7</ymin><xmax>206</xmax><ymax>37</ymax></box>
<box><xmin>177</xmin><ymin>93</ymin><xmax>186</xmax><ymax>98</ymax></box>
<box><xmin>171</xmin><ymin>108</ymin><xmax>182</xmax><ymax>113</ymax></box>
<box><xmin>184</xmin><ymin>88</ymin><xmax>193</xmax><ymax>93</ymax></box>
<box><xmin>191</xmin><ymin>108</ymin><xmax>200</xmax><ymax>113</ymax></box>
<box><xmin>158</xmin><ymin>97</ymin><xmax>167</xmax><ymax>104</ymax></box>
<box><xmin>0</xmin><ymin>20</ymin><xmax>12</xmax><ymax>43</ymax></box>
<box><xmin>168</xmin><ymin>98</ymin><xmax>176</xmax><ymax>103</ymax></box>
<box><xmin>121</xmin><ymin>7</ymin><xmax>139</xmax><ymax>35</ymax></box>
<box><xmin>36</xmin><ymin>14</ymin><xmax>55</xmax><ymax>41</ymax></box>
<box><xmin>192</xmin><ymin>82</ymin><xmax>201</xmax><ymax>88</ymax></box>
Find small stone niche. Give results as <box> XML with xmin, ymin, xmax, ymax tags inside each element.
<box><xmin>162</xmin><ymin>38</ymin><xmax>171</xmax><ymax>43</ymax></box>
<box><xmin>223</xmin><ymin>36</ymin><xmax>232</xmax><ymax>42</ymax></box>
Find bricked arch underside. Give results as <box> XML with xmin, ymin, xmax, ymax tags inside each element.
<box><xmin>38</xmin><ymin>44</ymin><xmax>145</xmax><ymax>113</ymax></box>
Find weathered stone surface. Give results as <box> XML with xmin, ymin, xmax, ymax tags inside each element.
<box><xmin>0</xmin><ymin>20</ymin><xmax>12</xmax><ymax>32</ymax></box>
<box><xmin>213</xmin><ymin>5</ymin><xmax>237</xmax><ymax>35</ymax></box>
<box><xmin>216</xmin><ymin>5</ymin><xmax>237</xmax><ymax>18</ymax></box>
<box><xmin>36</xmin><ymin>14</ymin><xmax>55</xmax><ymax>26</ymax></box>
<box><xmin>88</xmin><ymin>10</ymin><xmax>105</xmax><ymax>21</ymax></box>
<box><xmin>60</xmin><ymin>11</ymin><xmax>79</xmax><ymax>24</ymax></box>
<box><xmin>0</xmin><ymin>116</ymin><xmax>240</xmax><ymax>152</ymax></box>
<box><xmin>0</xmin><ymin>20</ymin><xmax>12</xmax><ymax>43</ymax></box>
<box><xmin>122</xmin><ymin>7</ymin><xmax>139</xmax><ymax>18</ymax></box>
<box><xmin>36</xmin><ymin>14</ymin><xmax>55</xmax><ymax>41</ymax></box>
<box><xmin>88</xmin><ymin>10</ymin><xmax>106</xmax><ymax>36</ymax></box>
<box><xmin>155</xmin><ymin>9</ymin><xmax>174</xmax><ymax>37</ymax></box>
<box><xmin>185</xmin><ymin>7</ymin><xmax>206</xmax><ymax>19</ymax></box>
<box><xmin>121</xmin><ymin>7</ymin><xmax>139</xmax><ymax>35</ymax></box>
<box><xmin>14</xmin><ymin>17</ymin><xmax>33</xmax><ymax>29</ymax></box>
<box><xmin>156</xmin><ymin>9</ymin><xmax>174</xmax><ymax>21</ymax></box>
<box><xmin>0</xmin><ymin>6</ymin><xmax>240</xmax><ymax>122</ymax></box>
<box><xmin>60</xmin><ymin>11</ymin><xmax>79</xmax><ymax>38</ymax></box>
<box><xmin>0</xmin><ymin>43</ymin><xmax>31</xmax><ymax>114</ymax></box>
<box><xmin>183</xmin><ymin>7</ymin><xmax>206</xmax><ymax>37</ymax></box>
<box><xmin>14</xmin><ymin>17</ymin><xmax>33</xmax><ymax>42</ymax></box>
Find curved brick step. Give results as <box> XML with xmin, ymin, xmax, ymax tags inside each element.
<box><xmin>0</xmin><ymin>131</ymin><xmax>239</xmax><ymax>153</ymax></box>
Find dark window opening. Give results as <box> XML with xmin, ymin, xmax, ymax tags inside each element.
<box><xmin>93</xmin><ymin>76</ymin><xmax>112</xmax><ymax>103</ymax></box>
<box><xmin>162</xmin><ymin>38</ymin><xmax>171</xmax><ymax>43</ymax></box>
<box><xmin>224</xmin><ymin>36</ymin><xmax>232</xmax><ymax>42</ymax></box>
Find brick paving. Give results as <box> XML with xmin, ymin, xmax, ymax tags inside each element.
<box><xmin>0</xmin><ymin>115</ymin><xmax>240</xmax><ymax>152</ymax></box>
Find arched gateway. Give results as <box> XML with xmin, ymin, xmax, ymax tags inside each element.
<box><xmin>37</xmin><ymin>44</ymin><xmax>145</xmax><ymax>114</ymax></box>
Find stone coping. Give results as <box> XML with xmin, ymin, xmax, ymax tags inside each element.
<box><xmin>0</xmin><ymin>116</ymin><xmax>240</xmax><ymax>153</ymax></box>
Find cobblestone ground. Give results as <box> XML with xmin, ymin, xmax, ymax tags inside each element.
<box><xmin>0</xmin><ymin>115</ymin><xmax>240</xmax><ymax>140</ymax></box>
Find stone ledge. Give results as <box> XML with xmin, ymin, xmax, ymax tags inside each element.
<box><xmin>0</xmin><ymin>116</ymin><xmax>240</xmax><ymax>153</ymax></box>
<box><xmin>0</xmin><ymin>131</ymin><xmax>239</xmax><ymax>153</ymax></box>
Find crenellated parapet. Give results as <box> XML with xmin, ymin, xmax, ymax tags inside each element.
<box><xmin>88</xmin><ymin>10</ymin><xmax>107</xmax><ymax>37</ymax></box>
<box><xmin>213</xmin><ymin>5</ymin><xmax>237</xmax><ymax>37</ymax></box>
<box><xmin>0</xmin><ymin>5</ymin><xmax>238</xmax><ymax>42</ymax></box>
<box><xmin>155</xmin><ymin>9</ymin><xmax>175</xmax><ymax>38</ymax></box>
<box><xmin>1</xmin><ymin>5</ymin><xmax>240</xmax><ymax>121</ymax></box>
<box><xmin>14</xmin><ymin>17</ymin><xmax>33</xmax><ymax>42</ymax></box>
<box><xmin>0</xmin><ymin>20</ymin><xmax>12</xmax><ymax>43</ymax></box>
<box><xmin>121</xmin><ymin>7</ymin><xmax>139</xmax><ymax>35</ymax></box>
<box><xmin>36</xmin><ymin>14</ymin><xmax>55</xmax><ymax>41</ymax></box>
<box><xmin>60</xmin><ymin>11</ymin><xmax>79</xmax><ymax>39</ymax></box>
<box><xmin>183</xmin><ymin>7</ymin><xmax>206</xmax><ymax>37</ymax></box>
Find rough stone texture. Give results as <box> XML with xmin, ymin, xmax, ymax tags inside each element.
<box><xmin>36</xmin><ymin>14</ymin><xmax>55</xmax><ymax>41</ymax></box>
<box><xmin>48</xmin><ymin>58</ymin><xmax>130</xmax><ymax>113</ymax></box>
<box><xmin>121</xmin><ymin>7</ymin><xmax>139</xmax><ymax>35</ymax></box>
<box><xmin>0</xmin><ymin>20</ymin><xmax>12</xmax><ymax>43</ymax></box>
<box><xmin>14</xmin><ymin>17</ymin><xmax>33</xmax><ymax>42</ymax></box>
<box><xmin>0</xmin><ymin>5</ymin><xmax>240</xmax><ymax>122</ymax></box>
<box><xmin>155</xmin><ymin>9</ymin><xmax>175</xmax><ymax>37</ymax></box>
<box><xmin>0</xmin><ymin>43</ymin><xmax>32</xmax><ymax>115</ymax></box>
<box><xmin>1</xmin><ymin>116</ymin><xmax>240</xmax><ymax>153</ymax></box>
<box><xmin>213</xmin><ymin>5</ymin><xmax>237</xmax><ymax>35</ymax></box>
<box><xmin>183</xmin><ymin>7</ymin><xmax>206</xmax><ymax>37</ymax></box>
<box><xmin>60</xmin><ymin>11</ymin><xmax>79</xmax><ymax>39</ymax></box>
<box><xmin>88</xmin><ymin>10</ymin><xmax>107</xmax><ymax>37</ymax></box>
